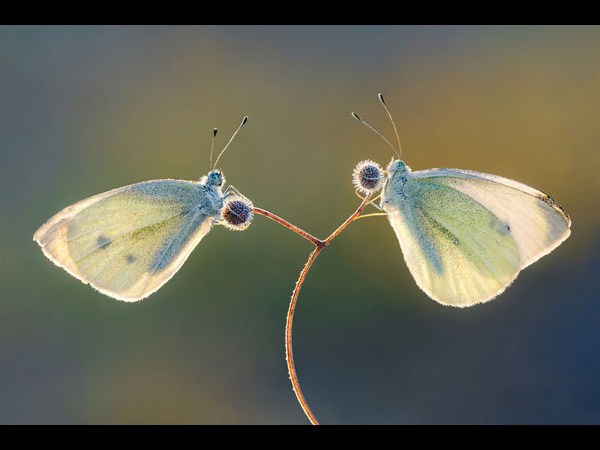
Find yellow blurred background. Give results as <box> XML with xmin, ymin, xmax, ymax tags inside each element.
<box><xmin>1</xmin><ymin>25</ymin><xmax>599</xmax><ymax>423</ymax></box>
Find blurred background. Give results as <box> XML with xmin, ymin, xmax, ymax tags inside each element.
<box><xmin>1</xmin><ymin>25</ymin><xmax>599</xmax><ymax>424</ymax></box>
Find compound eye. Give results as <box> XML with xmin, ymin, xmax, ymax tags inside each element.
<box><xmin>206</xmin><ymin>170</ymin><xmax>225</xmax><ymax>187</ymax></box>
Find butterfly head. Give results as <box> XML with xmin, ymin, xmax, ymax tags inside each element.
<box><xmin>386</xmin><ymin>159</ymin><xmax>410</xmax><ymax>176</ymax></box>
<box><xmin>380</xmin><ymin>160</ymin><xmax>412</xmax><ymax>210</ymax></box>
<box><xmin>205</xmin><ymin>169</ymin><xmax>225</xmax><ymax>187</ymax></box>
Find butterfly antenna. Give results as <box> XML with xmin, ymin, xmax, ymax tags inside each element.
<box><xmin>209</xmin><ymin>128</ymin><xmax>218</xmax><ymax>168</ymax></box>
<box><xmin>213</xmin><ymin>116</ymin><xmax>248</xmax><ymax>169</ymax></box>
<box><xmin>378</xmin><ymin>93</ymin><xmax>402</xmax><ymax>158</ymax></box>
<box><xmin>351</xmin><ymin>112</ymin><xmax>400</xmax><ymax>158</ymax></box>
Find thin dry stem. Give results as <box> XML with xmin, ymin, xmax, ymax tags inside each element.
<box><xmin>284</xmin><ymin>194</ymin><xmax>371</xmax><ymax>424</ymax></box>
<box><xmin>252</xmin><ymin>196</ymin><xmax>372</xmax><ymax>425</ymax></box>
<box><xmin>285</xmin><ymin>246</ymin><xmax>323</xmax><ymax>425</ymax></box>
<box><xmin>325</xmin><ymin>195</ymin><xmax>371</xmax><ymax>243</ymax></box>
<box><xmin>253</xmin><ymin>207</ymin><xmax>323</xmax><ymax>247</ymax></box>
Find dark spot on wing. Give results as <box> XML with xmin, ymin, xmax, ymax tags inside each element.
<box><xmin>490</xmin><ymin>219</ymin><xmax>511</xmax><ymax>236</ymax></box>
<box><xmin>126</xmin><ymin>254</ymin><xmax>137</xmax><ymax>264</ymax></box>
<box><xmin>97</xmin><ymin>235</ymin><xmax>111</xmax><ymax>250</ymax></box>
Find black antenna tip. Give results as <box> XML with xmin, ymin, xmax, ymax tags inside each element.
<box><xmin>351</xmin><ymin>112</ymin><xmax>362</xmax><ymax>121</ymax></box>
<box><xmin>213</xmin><ymin>128</ymin><xmax>218</xmax><ymax>137</ymax></box>
<box><xmin>241</xmin><ymin>116</ymin><xmax>248</xmax><ymax>126</ymax></box>
<box><xmin>378</xmin><ymin>93</ymin><xmax>386</xmax><ymax>104</ymax></box>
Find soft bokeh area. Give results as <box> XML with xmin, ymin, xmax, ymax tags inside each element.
<box><xmin>1</xmin><ymin>25</ymin><xmax>599</xmax><ymax>424</ymax></box>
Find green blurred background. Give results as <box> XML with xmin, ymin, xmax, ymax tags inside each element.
<box><xmin>1</xmin><ymin>25</ymin><xmax>599</xmax><ymax>424</ymax></box>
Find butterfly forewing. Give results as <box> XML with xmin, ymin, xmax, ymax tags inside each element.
<box><xmin>414</xmin><ymin>169</ymin><xmax>571</xmax><ymax>269</ymax></box>
<box><xmin>384</xmin><ymin>168</ymin><xmax>571</xmax><ymax>307</ymax></box>
<box><xmin>34</xmin><ymin>180</ymin><xmax>221</xmax><ymax>302</ymax></box>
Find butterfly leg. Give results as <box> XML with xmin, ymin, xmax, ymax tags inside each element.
<box><xmin>355</xmin><ymin>190</ymin><xmax>383</xmax><ymax>211</ymax></box>
<box><xmin>353</xmin><ymin>212</ymin><xmax>388</xmax><ymax>221</ymax></box>
<box><xmin>223</xmin><ymin>184</ymin><xmax>252</xmax><ymax>203</ymax></box>
<box><xmin>217</xmin><ymin>185</ymin><xmax>254</xmax><ymax>228</ymax></box>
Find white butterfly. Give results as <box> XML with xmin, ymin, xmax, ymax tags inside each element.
<box><xmin>352</xmin><ymin>96</ymin><xmax>571</xmax><ymax>307</ymax></box>
<box><xmin>34</xmin><ymin>118</ymin><xmax>253</xmax><ymax>302</ymax></box>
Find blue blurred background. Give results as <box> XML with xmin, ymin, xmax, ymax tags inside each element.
<box><xmin>1</xmin><ymin>25</ymin><xmax>599</xmax><ymax>424</ymax></box>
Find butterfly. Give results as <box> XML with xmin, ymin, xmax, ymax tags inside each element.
<box><xmin>34</xmin><ymin>117</ymin><xmax>254</xmax><ymax>302</ymax></box>
<box><xmin>352</xmin><ymin>95</ymin><xmax>571</xmax><ymax>307</ymax></box>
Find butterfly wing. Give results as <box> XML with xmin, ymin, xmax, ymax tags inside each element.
<box><xmin>414</xmin><ymin>169</ymin><xmax>572</xmax><ymax>269</ymax></box>
<box><xmin>384</xmin><ymin>169</ymin><xmax>571</xmax><ymax>307</ymax></box>
<box><xmin>34</xmin><ymin>180</ymin><xmax>221</xmax><ymax>302</ymax></box>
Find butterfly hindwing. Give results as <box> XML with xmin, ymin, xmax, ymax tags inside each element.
<box><xmin>34</xmin><ymin>180</ymin><xmax>221</xmax><ymax>302</ymax></box>
<box><xmin>386</xmin><ymin>178</ymin><xmax>522</xmax><ymax>306</ymax></box>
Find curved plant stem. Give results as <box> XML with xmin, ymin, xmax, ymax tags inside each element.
<box><xmin>253</xmin><ymin>196</ymin><xmax>372</xmax><ymax>425</ymax></box>
<box><xmin>284</xmin><ymin>195</ymin><xmax>372</xmax><ymax>425</ymax></box>
<box><xmin>285</xmin><ymin>246</ymin><xmax>324</xmax><ymax>425</ymax></box>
